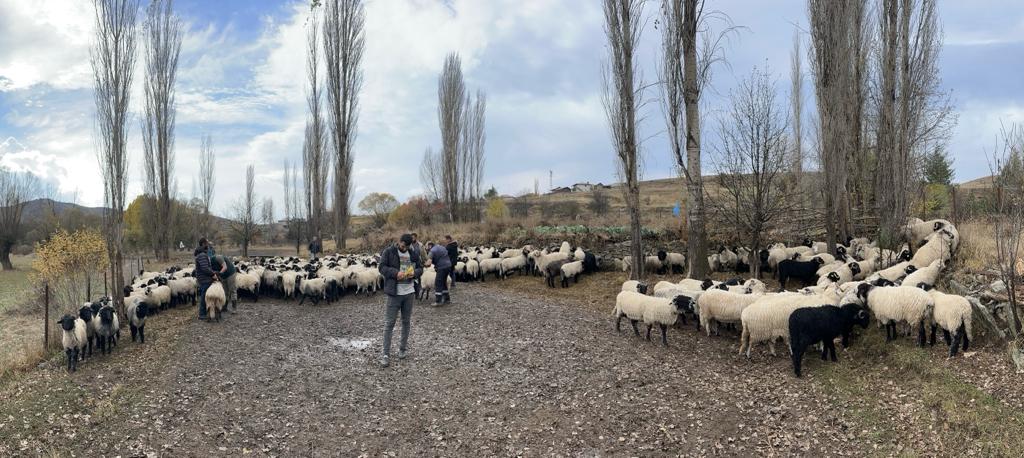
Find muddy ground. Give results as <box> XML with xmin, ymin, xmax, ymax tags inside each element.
<box><xmin>2</xmin><ymin>275</ymin><xmax>1024</xmax><ymax>457</ymax></box>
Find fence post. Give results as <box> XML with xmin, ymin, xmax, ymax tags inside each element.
<box><xmin>104</xmin><ymin>271</ymin><xmax>108</xmax><ymax>297</ymax></box>
<box><xmin>86</xmin><ymin>272</ymin><xmax>91</xmax><ymax>302</ymax></box>
<box><xmin>43</xmin><ymin>282</ymin><xmax>49</xmax><ymax>351</ymax></box>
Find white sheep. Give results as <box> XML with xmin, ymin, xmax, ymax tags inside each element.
<box><xmin>739</xmin><ymin>286</ymin><xmax>842</xmax><ymax>357</ymax></box>
<box><xmin>707</xmin><ymin>253</ymin><xmax>722</xmax><ymax>272</ymax></box>
<box><xmin>559</xmin><ymin>241</ymin><xmax>572</xmax><ymax>255</ymax></box>
<box><xmin>910</xmin><ymin>230</ymin><xmax>954</xmax><ymax>268</ymax></box>
<box><xmin>297</xmin><ymin>275</ymin><xmax>328</xmax><ymax>305</ymax></box>
<box><xmin>903</xmin><ymin>218</ymin><xmax>953</xmax><ymax>248</ymax></box>
<box><xmin>613</xmin><ymin>291</ymin><xmax>649</xmax><ymax>335</ymax></box>
<box><xmin>126</xmin><ymin>297</ymin><xmax>150</xmax><ymax>343</ymax></box>
<box><xmin>58</xmin><ymin>314</ymin><xmax>88</xmax><ymax>371</ymax></box>
<box><xmin>465</xmin><ymin>259</ymin><xmax>480</xmax><ymax>280</ymax></box>
<box><xmin>641</xmin><ymin>295</ymin><xmax>694</xmax><ymax>345</ymax></box>
<box><xmin>678</xmin><ymin>278</ymin><xmax>716</xmax><ymax>291</ymax></box>
<box><xmin>926</xmin><ymin>289</ymin><xmax>973</xmax><ymax>356</ymax></box>
<box><xmin>282</xmin><ymin>271</ymin><xmax>301</xmax><ymax>298</ymax></box>
<box><xmin>234</xmin><ymin>272</ymin><xmax>262</xmax><ymax>298</ymax></box>
<box><xmin>850</xmin><ymin>284</ymin><xmax>934</xmax><ymax>344</ymax></box>
<box><xmin>559</xmin><ymin>260</ymin><xmax>585</xmax><ymax>287</ymax></box>
<box><xmin>849</xmin><ymin>258</ymin><xmax>876</xmax><ymax>280</ymax></box>
<box><xmin>537</xmin><ymin>252</ymin><xmax>570</xmax><ymax>278</ymax></box>
<box><xmin>867</xmin><ymin>260</ymin><xmax>915</xmax><ymax>284</ymax></box>
<box><xmin>698</xmin><ymin>289</ymin><xmax>764</xmax><ymax>336</ymax></box>
<box><xmin>500</xmin><ymin>254</ymin><xmax>529</xmax><ymax>278</ymax></box>
<box><xmin>665</xmin><ymin>252</ymin><xmax>687</xmax><ymax>274</ymax></box>
<box><xmin>812</xmin><ymin>241</ymin><xmax>829</xmax><ymax>254</ymax></box>
<box><xmin>93</xmin><ymin>304</ymin><xmax>120</xmax><ymax>354</ymax></box>
<box><xmin>767</xmin><ymin>247</ymin><xmax>789</xmax><ymax>271</ymax></box>
<box><xmin>621</xmin><ymin>280</ymin><xmax>649</xmax><ymax>294</ymax></box>
<box><xmin>349</xmin><ymin>269</ymin><xmax>381</xmax><ymax>294</ymax></box>
<box><xmin>573</xmin><ymin>247</ymin><xmax>585</xmax><ymax>261</ymax></box>
<box><xmin>205</xmin><ymin>281</ymin><xmax>227</xmax><ymax>321</ymax></box>
<box><xmin>717</xmin><ymin>248</ymin><xmax>738</xmax><ymax>271</ymax></box>
<box><xmin>145</xmin><ymin>284</ymin><xmax>172</xmax><ymax>311</ymax></box>
<box><xmin>478</xmin><ymin>257</ymin><xmax>504</xmax><ymax>281</ymax></box>
<box><xmin>817</xmin><ymin>263</ymin><xmax>857</xmax><ymax>287</ymax></box>
<box><xmin>903</xmin><ymin>259</ymin><xmax>944</xmax><ymax>288</ymax></box>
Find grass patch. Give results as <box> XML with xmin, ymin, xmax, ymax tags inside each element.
<box><xmin>0</xmin><ymin>255</ymin><xmax>33</xmax><ymax>314</ymax></box>
<box><xmin>818</xmin><ymin>327</ymin><xmax>1024</xmax><ymax>456</ymax></box>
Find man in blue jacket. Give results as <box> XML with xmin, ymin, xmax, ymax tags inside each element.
<box><xmin>377</xmin><ymin>233</ymin><xmax>422</xmax><ymax>368</ymax></box>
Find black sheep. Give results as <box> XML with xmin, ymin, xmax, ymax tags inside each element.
<box><xmin>776</xmin><ymin>257</ymin><xmax>825</xmax><ymax>291</ymax></box>
<box><xmin>545</xmin><ymin>259</ymin><xmax>568</xmax><ymax>288</ymax></box>
<box><xmin>582</xmin><ymin>251</ymin><xmax>600</xmax><ymax>274</ymax></box>
<box><xmin>788</xmin><ymin>303</ymin><xmax>870</xmax><ymax>377</ymax></box>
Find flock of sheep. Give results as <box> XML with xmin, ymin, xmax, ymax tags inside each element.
<box><xmin>55</xmin><ymin>217</ymin><xmax>965</xmax><ymax>378</ymax></box>
<box><xmin>611</xmin><ymin>217</ymin><xmax>968</xmax><ymax>377</ymax></box>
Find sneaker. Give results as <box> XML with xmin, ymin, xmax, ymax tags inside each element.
<box><xmin>198</xmin><ymin>316</ymin><xmax>208</xmax><ymax>322</ymax></box>
<box><xmin>398</xmin><ymin>350</ymin><xmax>407</xmax><ymax>360</ymax></box>
<box><xmin>443</xmin><ymin>293</ymin><xmax>451</xmax><ymax>305</ymax></box>
<box><xmin>380</xmin><ymin>355</ymin><xmax>390</xmax><ymax>368</ymax></box>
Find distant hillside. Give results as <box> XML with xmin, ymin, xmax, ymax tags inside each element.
<box><xmin>21</xmin><ymin>199</ymin><xmax>106</xmax><ymax>223</ymax></box>
<box><xmin>956</xmin><ymin>175</ymin><xmax>994</xmax><ymax>190</ymax></box>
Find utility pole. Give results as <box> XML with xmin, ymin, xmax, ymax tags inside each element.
<box><xmin>549</xmin><ymin>170</ymin><xmax>553</xmax><ymax>191</ymax></box>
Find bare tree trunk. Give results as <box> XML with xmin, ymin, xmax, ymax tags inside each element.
<box><xmin>199</xmin><ymin>134</ymin><xmax>215</xmax><ymax>238</ymax></box>
<box><xmin>438</xmin><ymin>53</ymin><xmax>466</xmax><ymax>223</ymax></box>
<box><xmin>92</xmin><ymin>0</ymin><xmax>139</xmax><ymax>316</ymax></box>
<box><xmin>0</xmin><ymin>170</ymin><xmax>39</xmax><ymax>270</ymax></box>
<box><xmin>682</xmin><ymin>0</ymin><xmax>708</xmax><ymax>279</ymax></box>
<box><xmin>142</xmin><ymin>0</ymin><xmax>182</xmax><ymax>262</ymax></box>
<box><xmin>323</xmin><ymin>0</ymin><xmax>364</xmax><ymax>250</ymax></box>
<box><xmin>603</xmin><ymin>0</ymin><xmax>645</xmax><ymax>280</ymax></box>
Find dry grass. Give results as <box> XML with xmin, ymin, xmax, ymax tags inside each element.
<box><xmin>0</xmin><ymin>255</ymin><xmax>33</xmax><ymax>313</ymax></box>
<box><xmin>958</xmin><ymin>218</ymin><xmax>997</xmax><ymax>273</ymax></box>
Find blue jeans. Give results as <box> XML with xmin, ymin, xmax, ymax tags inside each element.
<box><xmin>198</xmin><ymin>283</ymin><xmax>211</xmax><ymax>318</ymax></box>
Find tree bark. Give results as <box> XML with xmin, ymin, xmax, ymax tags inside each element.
<box><xmin>683</xmin><ymin>0</ymin><xmax>708</xmax><ymax>279</ymax></box>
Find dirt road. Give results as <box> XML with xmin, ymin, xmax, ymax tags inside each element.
<box><xmin>2</xmin><ymin>280</ymin><xmax>1022</xmax><ymax>456</ymax></box>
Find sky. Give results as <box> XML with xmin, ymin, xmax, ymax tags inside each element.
<box><xmin>0</xmin><ymin>0</ymin><xmax>1022</xmax><ymax>218</ymax></box>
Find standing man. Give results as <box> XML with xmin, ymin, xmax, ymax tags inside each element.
<box><xmin>194</xmin><ymin>238</ymin><xmax>215</xmax><ymax>321</ymax></box>
<box><xmin>409</xmin><ymin>232</ymin><xmax>426</xmax><ymax>297</ymax></box>
<box><xmin>378</xmin><ymin>233</ymin><xmax>423</xmax><ymax>368</ymax></box>
<box><xmin>429</xmin><ymin>240</ymin><xmax>453</xmax><ymax>305</ymax></box>
<box><xmin>444</xmin><ymin>235</ymin><xmax>459</xmax><ymax>288</ymax></box>
<box><xmin>308</xmin><ymin>235</ymin><xmax>322</xmax><ymax>260</ymax></box>
<box><xmin>211</xmin><ymin>254</ymin><xmax>238</xmax><ymax>312</ymax></box>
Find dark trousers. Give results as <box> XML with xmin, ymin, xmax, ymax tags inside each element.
<box><xmin>197</xmin><ymin>282</ymin><xmax>211</xmax><ymax>318</ymax></box>
<box><xmin>435</xmin><ymin>267</ymin><xmax>451</xmax><ymax>298</ymax></box>
<box><xmin>383</xmin><ymin>293</ymin><xmax>414</xmax><ymax>355</ymax></box>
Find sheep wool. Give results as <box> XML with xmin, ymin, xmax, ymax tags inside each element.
<box><xmin>621</xmin><ymin>280</ymin><xmax>648</xmax><ymax>294</ymax></box>
<box><xmin>927</xmin><ymin>289</ymin><xmax>973</xmax><ymax>356</ymax></box>
<box><xmin>206</xmin><ymin>281</ymin><xmax>227</xmax><ymax>321</ymax></box>
<box><xmin>559</xmin><ymin>260</ymin><xmax>585</xmax><ymax>287</ymax></box>
<box><xmin>613</xmin><ymin>291</ymin><xmax>650</xmax><ymax>335</ymax></box>
<box><xmin>739</xmin><ymin>287</ymin><xmax>842</xmax><ymax>358</ymax></box>
<box><xmin>641</xmin><ymin>295</ymin><xmax>694</xmax><ymax>345</ymax></box>
<box><xmin>58</xmin><ymin>315</ymin><xmax>88</xmax><ymax>371</ymax></box>
<box><xmin>126</xmin><ymin>297</ymin><xmax>149</xmax><ymax>343</ymax></box>
<box><xmin>869</xmin><ymin>261</ymin><xmax>914</xmax><ymax>284</ymax></box>
<box><xmin>902</xmin><ymin>259</ymin><xmax>943</xmax><ymax>288</ymax></box>
<box><xmin>698</xmin><ymin>289</ymin><xmax>764</xmax><ymax>336</ymax></box>
<box><xmin>910</xmin><ymin>230</ymin><xmax>954</xmax><ymax>268</ymax></box>
<box><xmin>559</xmin><ymin>241</ymin><xmax>572</xmax><ymax>255</ymax></box>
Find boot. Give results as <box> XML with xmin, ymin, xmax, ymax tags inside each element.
<box><xmin>443</xmin><ymin>292</ymin><xmax>451</xmax><ymax>304</ymax></box>
<box><xmin>434</xmin><ymin>293</ymin><xmax>443</xmax><ymax>306</ymax></box>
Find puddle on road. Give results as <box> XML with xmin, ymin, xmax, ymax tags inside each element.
<box><xmin>326</xmin><ymin>337</ymin><xmax>373</xmax><ymax>350</ymax></box>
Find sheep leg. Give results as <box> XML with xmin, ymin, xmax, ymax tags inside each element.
<box><xmin>130</xmin><ymin>324</ymin><xmax>138</xmax><ymax>342</ymax></box>
<box><xmin>768</xmin><ymin>339</ymin><xmax>777</xmax><ymax>357</ymax></box>
<box><xmin>615</xmin><ymin>315</ymin><xmax>623</xmax><ymax>332</ymax></box>
<box><xmin>660</xmin><ymin>324</ymin><xmax>668</xmax><ymax>346</ymax></box>
<box><xmin>679</xmin><ymin>313</ymin><xmax>687</xmax><ymax>326</ymax></box>
<box><xmin>949</xmin><ymin>328</ymin><xmax>962</xmax><ymax>357</ymax></box>
<box><xmin>630</xmin><ymin>320</ymin><xmax>640</xmax><ymax>337</ymax></box>
<box><xmin>929</xmin><ymin>324</ymin><xmax>937</xmax><ymax>346</ymax></box>
<box><xmin>645</xmin><ymin>324</ymin><xmax>653</xmax><ymax>341</ymax></box>
<box><xmin>942</xmin><ymin>329</ymin><xmax>952</xmax><ymax>346</ymax></box>
<box><xmin>139</xmin><ymin>324</ymin><xmax>145</xmax><ymax>344</ymax></box>
<box><xmin>827</xmin><ymin>341</ymin><xmax>838</xmax><ymax>362</ymax></box>
<box><xmin>884</xmin><ymin>322</ymin><xmax>894</xmax><ymax>342</ymax></box>
<box><xmin>791</xmin><ymin>347</ymin><xmax>803</xmax><ymax>377</ymax></box>
<box><xmin>820</xmin><ymin>342</ymin><xmax>829</xmax><ymax>361</ymax></box>
<box><xmin>917</xmin><ymin>320</ymin><xmax>927</xmax><ymax>347</ymax></box>
<box><xmin>961</xmin><ymin>325</ymin><xmax>970</xmax><ymax>351</ymax></box>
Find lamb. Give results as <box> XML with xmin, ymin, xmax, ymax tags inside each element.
<box><xmin>707</xmin><ymin>253</ymin><xmax>722</xmax><ymax>272</ymax></box>
<box><xmin>644</xmin><ymin>252</ymin><xmax>668</xmax><ymax>274</ymax></box>
<box><xmin>465</xmin><ymin>259</ymin><xmax>480</xmax><ymax>280</ymax></box>
<box><xmin>697</xmin><ymin>289</ymin><xmax>764</xmax><ymax>336</ymax></box>
<box><xmin>777</xmin><ymin>257</ymin><xmax>825</xmax><ymax>290</ymax></box>
<box><xmin>922</xmin><ymin>286</ymin><xmax>973</xmax><ymax>356</ymax></box>
<box><xmin>621</xmin><ymin>280</ymin><xmax>649</xmax><ymax>294</ymax></box>
<box><xmin>739</xmin><ymin>286</ymin><xmax>842</xmax><ymax>357</ymax></box>
<box><xmin>852</xmin><ymin>284</ymin><xmax>934</xmax><ymax>345</ymax></box>
<box><xmin>910</xmin><ymin>230</ymin><xmax>954</xmax><ymax>268</ymax></box>
<box><xmin>573</xmin><ymin>247</ymin><xmax>585</xmax><ymax>261</ymax></box>
<box><xmin>544</xmin><ymin>259</ymin><xmax>569</xmax><ymax>288</ymax></box>
<box><xmin>902</xmin><ymin>259</ymin><xmax>943</xmax><ymax>288</ymax></box>
<box><xmin>537</xmin><ymin>252</ymin><xmax>569</xmax><ymax>278</ymax></box>
<box><xmin>788</xmin><ymin>303</ymin><xmax>871</xmax><ymax>377</ymax></box>
<box><xmin>717</xmin><ymin>247</ymin><xmax>738</xmax><ymax>271</ymax></box>
<box><xmin>93</xmin><ymin>304</ymin><xmax>120</xmax><ymax>354</ymax></box>
<box><xmin>418</xmin><ymin>268</ymin><xmax>450</xmax><ymax>301</ymax></box>
<box><xmin>205</xmin><ymin>281</ymin><xmax>227</xmax><ymax>322</ymax></box>
<box><xmin>559</xmin><ymin>260</ymin><xmax>585</xmax><ymax>287</ymax></box>
<box><xmin>126</xmin><ymin>297</ymin><xmax>150</xmax><ymax>343</ymax></box>
<box><xmin>348</xmin><ymin>269</ymin><xmax>381</xmax><ymax>294</ymax></box>
<box><xmin>641</xmin><ymin>295</ymin><xmax>695</xmax><ymax>346</ymax></box>
<box><xmin>58</xmin><ymin>314</ymin><xmax>88</xmax><ymax>372</ymax></box>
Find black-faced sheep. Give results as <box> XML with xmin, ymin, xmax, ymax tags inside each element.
<box><xmin>642</xmin><ymin>295</ymin><xmax>695</xmax><ymax>346</ymax></box>
<box><xmin>58</xmin><ymin>314</ymin><xmax>88</xmax><ymax>372</ymax></box>
<box><xmin>206</xmin><ymin>281</ymin><xmax>227</xmax><ymax>322</ymax></box>
<box><xmin>788</xmin><ymin>304</ymin><xmax>870</xmax><ymax>377</ymax></box>
<box><xmin>559</xmin><ymin>260</ymin><xmax>584</xmax><ymax>287</ymax></box>
<box><xmin>544</xmin><ymin>259</ymin><xmax>569</xmax><ymax>288</ymax></box>
<box><xmin>921</xmin><ymin>285</ymin><xmax>973</xmax><ymax>356</ymax></box>
<box><xmin>854</xmin><ymin>283</ymin><xmax>934</xmax><ymax>345</ymax></box>
<box><xmin>621</xmin><ymin>280</ymin><xmax>649</xmax><ymax>294</ymax></box>
<box><xmin>777</xmin><ymin>257</ymin><xmax>825</xmax><ymax>291</ymax></box>
<box><xmin>94</xmin><ymin>305</ymin><xmax>120</xmax><ymax>355</ymax></box>
<box><xmin>126</xmin><ymin>297</ymin><xmax>150</xmax><ymax>343</ymax></box>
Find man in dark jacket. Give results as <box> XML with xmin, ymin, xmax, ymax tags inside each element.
<box><xmin>308</xmin><ymin>236</ymin><xmax>322</xmax><ymax>260</ymax></box>
<box><xmin>377</xmin><ymin>233</ymin><xmax>423</xmax><ymax>368</ymax></box>
<box><xmin>444</xmin><ymin>235</ymin><xmax>458</xmax><ymax>288</ymax></box>
<box><xmin>194</xmin><ymin>238</ymin><xmax>216</xmax><ymax>321</ymax></box>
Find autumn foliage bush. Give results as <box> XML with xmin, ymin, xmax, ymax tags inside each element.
<box><xmin>32</xmin><ymin>228</ymin><xmax>109</xmax><ymax>319</ymax></box>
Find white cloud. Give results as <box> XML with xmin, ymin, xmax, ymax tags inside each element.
<box><xmin>0</xmin><ymin>0</ymin><xmax>94</xmax><ymax>91</ymax></box>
